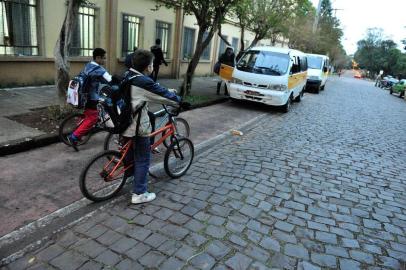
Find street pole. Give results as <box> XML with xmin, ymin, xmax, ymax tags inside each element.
<box><xmin>312</xmin><ymin>0</ymin><xmax>322</xmax><ymax>33</ymax></box>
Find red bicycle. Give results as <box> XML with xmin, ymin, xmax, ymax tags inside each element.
<box><xmin>79</xmin><ymin>105</ymin><xmax>194</xmax><ymax>202</ymax></box>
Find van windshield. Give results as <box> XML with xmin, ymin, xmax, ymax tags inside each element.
<box><xmin>307</xmin><ymin>56</ymin><xmax>323</xmax><ymax>69</ymax></box>
<box><xmin>236</xmin><ymin>50</ymin><xmax>289</xmax><ymax>76</ymax></box>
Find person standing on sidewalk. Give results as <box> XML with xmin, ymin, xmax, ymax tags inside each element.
<box><xmin>67</xmin><ymin>48</ymin><xmax>113</xmax><ymax>150</ymax></box>
<box><xmin>121</xmin><ymin>49</ymin><xmax>189</xmax><ymax>204</ymax></box>
<box><xmin>217</xmin><ymin>47</ymin><xmax>235</xmax><ymax>95</ymax></box>
<box><xmin>150</xmin><ymin>39</ymin><xmax>168</xmax><ymax>82</ymax></box>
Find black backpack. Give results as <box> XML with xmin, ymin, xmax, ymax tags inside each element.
<box><xmin>98</xmin><ymin>73</ymin><xmax>145</xmax><ymax>134</ymax></box>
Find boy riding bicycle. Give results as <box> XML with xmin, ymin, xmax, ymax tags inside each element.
<box><xmin>122</xmin><ymin>49</ymin><xmax>189</xmax><ymax>204</ymax></box>
<box><xmin>67</xmin><ymin>48</ymin><xmax>113</xmax><ymax>151</ymax></box>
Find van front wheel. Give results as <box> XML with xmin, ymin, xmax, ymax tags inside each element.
<box><xmin>282</xmin><ymin>96</ymin><xmax>292</xmax><ymax>113</ymax></box>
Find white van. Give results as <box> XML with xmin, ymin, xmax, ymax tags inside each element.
<box><xmin>228</xmin><ymin>46</ymin><xmax>308</xmax><ymax>113</ymax></box>
<box><xmin>306</xmin><ymin>54</ymin><xmax>329</xmax><ymax>93</ymax></box>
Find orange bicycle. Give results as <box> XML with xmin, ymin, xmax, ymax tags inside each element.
<box><xmin>79</xmin><ymin>105</ymin><xmax>194</xmax><ymax>202</ymax></box>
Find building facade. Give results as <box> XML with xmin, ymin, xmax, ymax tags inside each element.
<box><xmin>0</xmin><ymin>0</ymin><xmax>284</xmax><ymax>87</ymax></box>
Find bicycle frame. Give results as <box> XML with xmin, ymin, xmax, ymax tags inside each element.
<box><xmin>104</xmin><ymin>119</ymin><xmax>177</xmax><ymax>181</ymax></box>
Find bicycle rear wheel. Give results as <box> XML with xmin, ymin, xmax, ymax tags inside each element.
<box><xmin>103</xmin><ymin>133</ymin><xmax>121</xmax><ymax>151</ymax></box>
<box><xmin>79</xmin><ymin>150</ymin><xmax>127</xmax><ymax>202</ymax></box>
<box><xmin>163</xmin><ymin>117</ymin><xmax>190</xmax><ymax>148</ymax></box>
<box><xmin>59</xmin><ymin>113</ymin><xmax>91</xmax><ymax>146</ymax></box>
<box><xmin>164</xmin><ymin>138</ymin><xmax>194</xmax><ymax>178</ymax></box>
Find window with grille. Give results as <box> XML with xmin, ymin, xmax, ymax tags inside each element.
<box><xmin>200</xmin><ymin>31</ymin><xmax>211</xmax><ymax>60</ymax></box>
<box><xmin>182</xmin><ymin>27</ymin><xmax>194</xmax><ymax>60</ymax></box>
<box><xmin>70</xmin><ymin>6</ymin><xmax>96</xmax><ymax>57</ymax></box>
<box><xmin>122</xmin><ymin>14</ymin><xmax>141</xmax><ymax>57</ymax></box>
<box><xmin>231</xmin><ymin>37</ymin><xmax>239</xmax><ymax>52</ymax></box>
<box><xmin>156</xmin><ymin>21</ymin><xmax>170</xmax><ymax>59</ymax></box>
<box><xmin>218</xmin><ymin>35</ymin><xmax>228</xmax><ymax>56</ymax></box>
<box><xmin>0</xmin><ymin>0</ymin><xmax>39</xmax><ymax>56</ymax></box>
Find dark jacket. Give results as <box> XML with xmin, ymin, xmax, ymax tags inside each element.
<box><xmin>82</xmin><ymin>61</ymin><xmax>112</xmax><ymax>108</ymax></box>
<box><xmin>219</xmin><ymin>52</ymin><xmax>236</xmax><ymax>67</ymax></box>
<box><xmin>150</xmin><ymin>45</ymin><xmax>167</xmax><ymax>66</ymax></box>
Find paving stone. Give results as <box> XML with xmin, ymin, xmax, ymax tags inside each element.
<box><xmin>311</xmin><ymin>253</ymin><xmax>337</xmax><ymax>268</ymax></box>
<box><xmin>57</xmin><ymin>231</ymin><xmax>81</xmax><ymax>248</ymax></box>
<box><xmin>77</xmin><ymin>261</ymin><xmax>103</xmax><ymax>270</ymax></box>
<box><xmin>341</xmin><ymin>238</ymin><xmax>360</xmax><ymax>248</ymax></box>
<box><xmin>208</xmin><ymin>215</ymin><xmax>226</xmax><ymax>226</ymax></box>
<box><xmin>109</xmin><ymin>237</ymin><xmax>138</xmax><ymax>253</ymax></box>
<box><xmin>272</xmin><ymin>230</ymin><xmax>297</xmax><ymax>244</ymax></box>
<box><xmin>363</xmin><ymin>244</ymin><xmax>382</xmax><ymax>255</ymax></box>
<box><xmin>297</xmin><ymin>261</ymin><xmax>321</xmax><ymax>270</ymax></box>
<box><xmin>126</xmin><ymin>226</ymin><xmax>152</xmax><ymax>241</ymax></box>
<box><xmin>189</xmin><ymin>253</ymin><xmax>215</xmax><ymax>270</ymax></box>
<box><xmin>226</xmin><ymin>221</ymin><xmax>245</xmax><ymax>233</ymax></box>
<box><xmin>384</xmin><ymin>223</ymin><xmax>404</xmax><ymax>235</ymax></box>
<box><xmin>247</xmin><ymin>220</ymin><xmax>270</xmax><ymax>234</ymax></box>
<box><xmin>205</xmin><ymin>225</ymin><xmax>227</xmax><ymax>239</ymax></box>
<box><xmin>325</xmin><ymin>245</ymin><xmax>349</xmax><ymax>258</ymax></box>
<box><xmin>259</xmin><ymin>236</ymin><xmax>281</xmax><ymax>252</ymax></box>
<box><xmin>330</xmin><ymin>227</ymin><xmax>354</xmax><ymax>238</ymax></box>
<box><xmin>174</xmin><ymin>244</ymin><xmax>197</xmax><ymax>261</ymax></box>
<box><xmin>185</xmin><ymin>233</ymin><xmax>207</xmax><ymax>247</ymax></box>
<box><xmin>244</xmin><ymin>244</ymin><xmax>269</xmax><ymax>263</ymax></box>
<box><xmin>364</xmin><ymin>219</ymin><xmax>382</xmax><ymax>229</ymax></box>
<box><xmin>378</xmin><ymin>256</ymin><xmax>401</xmax><ymax>269</ymax></box>
<box><xmin>125</xmin><ymin>242</ymin><xmax>151</xmax><ymax>260</ymax></box>
<box><xmin>157</xmin><ymin>239</ymin><xmax>182</xmax><ymax>256</ymax></box>
<box><xmin>349</xmin><ymin>250</ymin><xmax>375</xmax><ymax>264</ymax></box>
<box><xmin>138</xmin><ymin>251</ymin><xmax>166</xmax><ymax>268</ymax></box>
<box><xmin>144</xmin><ymin>233</ymin><xmax>169</xmax><ymax>248</ymax></box>
<box><xmin>153</xmin><ymin>207</ymin><xmax>175</xmax><ymax>220</ymax></box>
<box><xmin>315</xmin><ymin>231</ymin><xmax>337</xmax><ymax>244</ymax></box>
<box><xmin>339</xmin><ymin>258</ymin><xmax>361</xmax><ymax>270</ymax></box>
<box><xmin>229</xmin><ymin>234</ymin><xmax>248</xmax><ymax>247</ymax></box>
<box><xmin>284</xmin><ymin>243</ymin><xmax>309</xmax><ymax>260</ymax></box>
<box><xmin>269</xmin><ymin>252</ymin><xmax>297</xmax><ymax>270</ymax></box>
<box><xmin>206</xmin><ymin>240</ymin><xmax>231</xmax><ymax>259</ymax></box>
<box><xmin>35</xmin><ymin>244</ymin><xmax>65</xmax><ymax>262</ymax></box>
<box><xmin>184</xmin><ymin>219</ymin><xmax>206</xmax><ymax>232</ymax></box>
<box><xmin>240</xmin><ymin>205</ymin><xmax>262</xmax><ymax>218</ymax></box>
<box><xmin>94</xmin><ymin>249</ymin><xmax>121</xmax><ymax>266</ymax></box>
<box><xmin>160</xmin><ymin>257</ymin><xmax>185</xmax><ymax>270</ymax></box>
<box><xmin>225</xmin><ymin>252</ymin><xmax>253</xmax><ymax>270</ymax></box>
<box><xmin>160</xmin><ymin>224</ymin><xmax>190</xmax><ymax>240</ymax></box>
<box><xmin>169</xmin><ymin>212</ymin><xmax>192</xmax><ymax>225</ymax></box>
<box><xmin>115</xmin><ymin>259</ymin><xmax>143</xmax><ymax>270</ymax></box>
<box><xmin>284</xmin><ymin>201</ymin><xmax>305</xmax><ymax>211</ymax></box>
<box><xmin>49</xmin><ymin>251</ymin><xmax>88</xmax><ymax>270</ymax></box>
<box><xmin>129</xmin><ymin>214</ymin><xmax>153</xmax><ymax>225</ymax></box>
<box><xmin>307</xmin><ymin>221</ymin><xmax>329</xmax><ymax>232</ymax></box>
<box><xmin>74</xmin><ymin>240</ymin><xmax>107</xmax><ymax>258</ymax></box>
<box><xmin>274</xmin><ymin>221</ymin><xmax>295</xmax><ymax>232</ymax></box>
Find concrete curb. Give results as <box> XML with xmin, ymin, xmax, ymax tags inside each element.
<box><xmin>0</xmin><ymin>97</ymin><xmax>229</xmax><ymax>157</ymax></box>
<box><xmin>0</xmin><ymin>101</ymin><xmax>265</xmax><ymax>265</ymax></box>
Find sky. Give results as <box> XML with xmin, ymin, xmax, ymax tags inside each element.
<box><xmin>310</xmin><ymin>0</ymin><xmax>406</xmax><ymax>55</ymax></box>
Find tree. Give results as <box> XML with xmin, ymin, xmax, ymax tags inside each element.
<box><xmin>54</xmin><ymin>0</ymin><xmax>88</xmax><ymax>99</ymax></box>
<box><xmin>155</xmin><ymin>0</ymin><xmax>240</xmax><ymax>96</ymax></box>
<box><xmin>234</xmin><ymin>0</ymin><xmax>299</xmax><ymax>51</ymax></box>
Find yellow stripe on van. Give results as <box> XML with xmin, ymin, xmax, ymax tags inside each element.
<box><xmin>288</xmin><ymin>71</ymin><xmax>307</xmax><ymax>90</ymax></box>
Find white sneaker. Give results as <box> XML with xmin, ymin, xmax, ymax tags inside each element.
<box><xmin>131</xmin><ymin>192</ymin><xmax>156</xmax><ymax>204</ymax></box>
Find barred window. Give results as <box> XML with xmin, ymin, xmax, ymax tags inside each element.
<box><xmin>200</xmin><ymin>31</ymin><xmax>211</xmax><ymax>60</ymax></box>
<box><xmin>0</xmin><ymin>0</ymin><xmax>39</xmax><ymax>56</ymax></box>
<box><xmin>122</xmin><ymin>14</ymin><xmax>141</xmax><ymax>57</ymax></box>
<box><xmin>70</xmin><ymin>6</ymin><xmax>95</xmax><ymax>57</ymax></box>
<box><xmin>218</xmin><ymin>35</ymin><xmax>228</xmax><ymax>56</ymax></box>
<box><xmin>156</xmin><ymin>21</ymin><xmax>170</xmax><ymax>58</ymax></box>
<box><xmin>182</xmin><ymin>27</ymin><xmax>195</xmax><ymax>59</ymax></box>
<box><xmin>231</xmin><ymin>37</ymin><xmax>239</xmax><ymax>52</ymax></box>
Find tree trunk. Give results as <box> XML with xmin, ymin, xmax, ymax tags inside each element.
<box><xmin>180</xmin><ymin>28</ymin><xmax>214</xmax><ymax>97</ymax></box>
<box><xmin>54</xmin><ymin>0</ymin><xmax>80</xmax><ymax>101</ymax></box>
<box><xmin>248</xmin><ymin>37</ymin><xmax>261</xmax><ymax>49</ymax></box>
<box><xmin>239</xmin><ymin>24</ymin><xmax>245</xmax><ymax>52</ymax></box>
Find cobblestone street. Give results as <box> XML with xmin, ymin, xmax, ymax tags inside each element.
<box><xmin>3</xmin><ymin>76</ymin><xmax>406</xmax><ymax>269</ymax></box>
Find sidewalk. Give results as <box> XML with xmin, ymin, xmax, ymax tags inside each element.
<box><xmin>0</xmin><ymin>76</ymin><xmax>223</xmax><ymax>155</ymax></box>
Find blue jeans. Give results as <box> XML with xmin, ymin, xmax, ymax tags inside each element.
<box><xmin>124</xmin><ymin>136</ymin><xmax>151</xmax><ymax>195</ymax></box>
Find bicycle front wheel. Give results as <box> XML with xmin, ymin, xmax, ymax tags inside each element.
<box><xmin>163</xmin><ymin>117</ymin><xmax>190</xmax><ymax>148</ymax></box>
<box><xmin>59</xmin><ymin>113</ymin><xmax>91</xmax><ymax>146</ymax></box>
<box><xmin>79</xmin><ymin>150</ymin><xmax>127</xmax><ymax>202</ymax></box>
<box><xmin>164</xmin><ymin>138</ymin><xmax>194</xmax><ymax>178</ymax></box>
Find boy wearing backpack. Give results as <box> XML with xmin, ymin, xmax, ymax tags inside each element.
<box><xmin>122</xmin><ymin>49</ymin><xmax>189</xmax><ymax>204</ymax></box>
<box><xmin>67</xmin><ymin>48</ymin><xmax>113</xmax><ymax>150</ymax></box>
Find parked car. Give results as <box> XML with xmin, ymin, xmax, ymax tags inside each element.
<box><xmin>379</xmin><ymin>76</ymin><xmax>399</xmax><ymax>89</ymax></box>
<box><xmin>390</xmin><ymin>79</ymin><xmax>405</xmax><ymax>98</ymax></box>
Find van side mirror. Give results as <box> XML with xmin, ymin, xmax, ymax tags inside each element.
<box><xmin>323</xmin><ymin>67</ymin><xmax>328</xmax><ymax>73</ymax></box>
